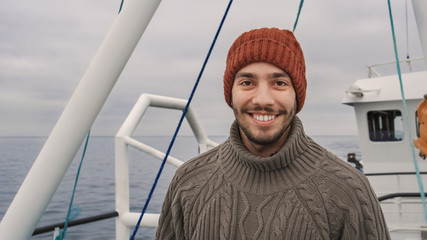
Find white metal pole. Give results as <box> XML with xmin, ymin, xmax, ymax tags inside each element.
<box><xmin>0</xmin><ymin>0</ymin><xmax>161</xmax><ymax>239</ymax></box>
<box><xmin>412</xmin><ymin>0</ymin><xmax>427</xmax><ymax>68</ymax></box>
<box><xmin>115</xmin><ymin>137</ymin><xmax>131</xmax><ymax>239</ymax></box>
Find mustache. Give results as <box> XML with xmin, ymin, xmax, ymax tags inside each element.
<box><xmin>242</xmin><ymin>106</ymin><xmax>288</xmax><ymax>115</ymax></box>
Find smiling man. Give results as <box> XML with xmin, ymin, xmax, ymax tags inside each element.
<box><xmin>232</xmin><ymin>63</ymin><xmax>296</xmax><ymax>157</ymax></box>
<box><xmin>156</xmin><ymin>28</ymin><xmax>390</xmax><ymax>240</ymax></box>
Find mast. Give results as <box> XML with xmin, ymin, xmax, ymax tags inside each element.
<box><xmin>412</xmin><ymin>0</ymin><xmax>427</xmax><ymax>68</ymax></box>
<box><xmin>0</xmin><ymin>0</ymin><xmax>161</xmax><ymax>239</ymax></box>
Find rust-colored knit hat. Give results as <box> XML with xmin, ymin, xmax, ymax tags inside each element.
<box><xmin>223</xmin><ymin>27</ymin><xmax>306</xmax><ymax>113</ymax></box>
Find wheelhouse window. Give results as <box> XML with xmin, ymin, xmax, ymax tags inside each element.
<box><xmin>367</xmin><ymin>110</ymin><xmax>403</xmax><ymax>142</ymax></box>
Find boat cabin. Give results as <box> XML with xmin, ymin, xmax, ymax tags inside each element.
<box><xmin>342</xmin><ymin>71</ymin><xmax>427</xmax><ymax>172</ymax></box>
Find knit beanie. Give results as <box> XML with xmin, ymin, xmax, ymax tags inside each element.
<box><xmin>223</xmin><ymin>28</ymin><xmax>306</xmax><ymax>113</ymax></box>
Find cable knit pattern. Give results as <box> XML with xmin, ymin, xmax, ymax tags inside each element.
<box><xmin>156</xmin><ymin>117</ymin><xmax>390</xmax><ymax>240</ymax></box>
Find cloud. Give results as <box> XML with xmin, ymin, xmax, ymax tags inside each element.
<box><xmin>0</xmin><ymin>0</ymin><xmax>424</xmax><ymax>137</ymax></box>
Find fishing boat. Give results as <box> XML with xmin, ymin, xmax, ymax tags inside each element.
<box><xmin>342</xmin><ymin>69</ymin><xmax>427</xmax><ymax>239</ymax></box>
<box><xmin>1</xmin><ymin>0</ymin><xmax>427</xmax><ymax>239</ymax></box>
<box><xmin>340</xmin><ymin>1</ymin><xmax>427</xmax><ymax>238</ymax></box>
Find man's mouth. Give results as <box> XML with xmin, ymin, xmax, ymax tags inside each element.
<box><xmin>252</xmin><ymin>114</ymin><xmax>277</xmax><ymax>122</ymax></box>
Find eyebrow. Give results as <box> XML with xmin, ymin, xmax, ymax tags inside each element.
<box><xmin>235</xmin><ymin>72</ymin><xmax>290</xmax><ymax>79</ymax></box>
<box><xmin>269</xmin><ymin>72</ymin><xmax>290</xmax><ymax>79</ymax></box>
<box><xmin>235</xmin><ymin>72</ymin><xmax>254</xmax><ymax>79</ymax></box>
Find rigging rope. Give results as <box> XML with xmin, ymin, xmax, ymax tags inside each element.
<box><xmin>54</xmin><ymin>3</ymin><xmax>124</xmax><ymax>237</ymax></box>
<box><xmin>386</xmin><ymin>0</ymin><xmax>427</xmax><ymax>222</ymax></box>
<box><xmin>55</xmin><ymin>131</ymin><xmax>91</xmax><ymax>240</ymax></box>
<box><xmin>293</xmin><ymin>0</ymin><xmax>305</xmax><ymax>32</ymax></box>
<box><xmin>405</xmin><ymin>0</ymin><xmax>410</xmax><ymax>59</ymax></box>
<box><xmin>129</xmin><ymin>1</ymin><xmax>234</xmax><ymax>239</ymax></box>
<box><xmin>118</xmin><ymin>0</ymin><xmax>124</xmax><ymax>14</ymax></box>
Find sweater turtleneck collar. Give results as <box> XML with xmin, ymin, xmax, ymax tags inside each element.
<box><xmin>218</xmin><ymin>116</ymin><xmax>322</xmax><ymax>194</ymax></box>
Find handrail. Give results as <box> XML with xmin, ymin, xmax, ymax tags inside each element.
<box><xmin>32</xmin><ymin>211</ymin><xmax>118</xmax><ymax>236</ymax></box>
<box><xmin>365</xmin><ymin>172</ymin><xmax>427</xmax><ymax>201</ymax></box>
<box><xmin>365</xmin><ymin>171</ymin><xmax>427</xmax><ymax>176</ymax></box>
<box><xmin>115</xmin><ymin>93</ymin><xmax>218</xmax><ymax>239</ymax></box>
<box><xmin>367</xmin><ymin>57</ymin><xmax>424</xmax><ymax>78</ymax></box>
<box><xmin>378</xmin><ymin>192</ymin><xmax>427</xmax><ymax>202</ymax></box>
<box><xmin>32</xmin><ymin>93</ymin><xmax>219</xmax><ymax>238</ymax></box>
<box><xmin>389</xmin><ymin>226</ymin><xmax>427</xmax><ymax>232</ymax></box>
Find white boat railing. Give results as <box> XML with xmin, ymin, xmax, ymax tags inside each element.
<box><xmin>366</xmin><ymin>172</ymin><xmax>427</xmax><ymax>238</ymax></box>
<box><xmin>114</xmin><ymin>93</ymin><xmax>218</xmax><ymax>239</ymax></box>
<box><xmin>367</xmin><ymin>57</ymin><xmax>424</xmax><ymax>78</ymax></box>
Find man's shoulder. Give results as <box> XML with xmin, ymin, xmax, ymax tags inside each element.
<box><xmin>322</xmin><ymin>150</ymin><xmax>364</xmax><ymax>176</ymax></box>
<box><xmin>304</xmin><ymin>139</ymin><xmax>363</xmax><ymax>177</ymax></box>
<box><xmin>172</xmin><ymin>143</ymin><xmax>222</xmax><ymax>184</ymax></box>
<box><xmin>316</xmin><ymin>149</ymin><xmax>373</xmax><ymax>193</ymax></box>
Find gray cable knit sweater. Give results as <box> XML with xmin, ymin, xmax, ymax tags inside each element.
<box><xmin>156</xmin><ymin>117</ymin><xmax>390</xmax><ymax>239</ymax></box>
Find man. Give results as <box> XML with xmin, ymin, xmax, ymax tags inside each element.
<box><xmin>156</xmin><ymin>28</ymin><xmax>390</xmax><ymax>239</ymax></box>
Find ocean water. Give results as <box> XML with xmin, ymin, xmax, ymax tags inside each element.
<box><xmin>0</xmin><ymin>135</ymin><xmax>359</xmax><ymax>239</ymax></box>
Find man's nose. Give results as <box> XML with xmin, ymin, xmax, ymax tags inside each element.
<box><xmin>252</xmin><ymin>84</ymin><xmax>274</xmax><ymax>106</ymax></box>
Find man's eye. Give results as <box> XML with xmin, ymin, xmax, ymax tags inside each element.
<box><xmin>241</xmin><ymin>80</ymin><xmax>252</xmax><ymax>86</ymax></box>
<box><xmin>275</xmin><ymin>81</ymin><xmax>287</xmax><ymax>86</ymax></box>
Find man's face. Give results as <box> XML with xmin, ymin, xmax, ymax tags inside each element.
<box><xmin>231</xmin><ymin>62</ymin><xmax>297</xmax><ymax>148</ymax></box>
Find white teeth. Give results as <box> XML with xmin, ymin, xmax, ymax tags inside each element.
<box><xmin>253</xmin><ymin>114</ymin><xmax>276</xmax><ymax>121</ymax></box>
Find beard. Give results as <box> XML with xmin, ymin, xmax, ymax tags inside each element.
<box><xmin>234</xmin><ymin>105</ymin><xmax>296</xmax><ymax>146</ymax></box>
<box><xmin>239</xmin><ymin>120</ymin><xmax>291</xmax><ymax>145</ymax></box>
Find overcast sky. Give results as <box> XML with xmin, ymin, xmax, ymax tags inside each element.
<box><xmin>0</xmin><ymin>0</ymin><xmax>425</xmax><ymax>137</ymax></box>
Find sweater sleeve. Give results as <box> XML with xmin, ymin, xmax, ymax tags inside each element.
<box><xmin>155</xmin><ymin>172</ymin><xmax>185</xmax><ymax>240</ymax></box>
<box><xmin>336</xmin><ymin>182</ymin><xmax>390</xmax><ymax>240</ymax></box>
<box><xmin>156</xmin><ymin>147</ymin><xmax>220</xmax><ymax>240</ymax></box>
<box><xmin>321</xmin><ymin>153</ymin><xmax>391</xmax><ymax>240</ymax></box>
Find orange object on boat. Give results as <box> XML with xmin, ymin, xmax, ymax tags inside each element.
<box><xmin>414</xmin><ymin>94</ymin><xmax>427</xmax><ymax>159</ymax></box>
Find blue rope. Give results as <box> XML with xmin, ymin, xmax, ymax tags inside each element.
<box><xmin>293</xmin><ymin>0</ymin><xmax>304</xmax><ymax>32</ymax></box>
<box><xmin>387</xmin><ymin>0</ymin><xmax>427</xmax><ymax>222</ymax></box>
<box><xmin>118</xmin><ymin>0</ymin><xmax>124</xmax><ymax>14</ymax></box>
<box><xmin>55</xmin><ymin>131</ymin><xmax>91</xmax><ymax>240</ymax></box>
<box><xmin>129</xmin><ymin>1</ymin><xmax>234</xmax><ymax>239</ymax></box>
